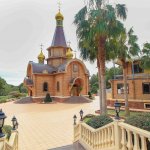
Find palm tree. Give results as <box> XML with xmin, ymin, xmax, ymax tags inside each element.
<box><xmin>141</xmin><ymin>42</ymin><xmax>150</xmax><ymax>70</ymax></box>
<box><xmin>74</xmin><ymin>0</ymin><xmax>127</xmax><ymax>114</ymax></box>
<box><xmin>114</xmin><ymin>28</ymin><xmax>140</xmax><ymax>116</ymax></box>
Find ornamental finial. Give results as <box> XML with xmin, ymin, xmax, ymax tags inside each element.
<box><xmin>58</xmin><ymin>1</ymin><xmax>61</xmax><ymax>12</ymax></box>
<box><xmin>40</xmin><ymin>43</ymin><xmax>44</xmax><ymax>50</ymax></box>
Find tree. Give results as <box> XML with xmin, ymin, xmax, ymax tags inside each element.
<box><xmin>90</xmin><ymin>74</ymin><xmax>99</xmax><ymax>94</ymax></box>
<box><xmin>18</xmin><ymin>83</ymin><xmax>28</xmax><ymax>93</ymax></box>
<box><xmin>115</xmin><ymin>28</ymin><xmax>140</xmax><ymax>116</ymax></box>
<box><xmin>106</xmin><ymin>67</ymin><xmax>122</xmax><ymax>89</ymax></box>
<box><xmin>141</xmin><ymin>42</ymin><xmax>150</xmax><ymax>70</ymax></box>
<box><xmin>74</xmin><ymin>0</ymin><xmax>127</xmax><ymax>114</ymax></box>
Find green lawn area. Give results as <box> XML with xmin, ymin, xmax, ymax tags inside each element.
<box><xmin>107</xmin><ymin>109</ymin><xmax>141</xmax><ymax>118</ymax></box>
<box><xmin>0</xmin><ymin>95</ymin><xmax>13</xmax><ymax>103</ymax></box>
<box><xmin>84</xmin><ymin>109</ymin><xmax>145</xmax><ymax>123</ymax></box>
<box><xmin>0</xmin><ymin>93</ymin><xmax>27</xmax><ymax>103</ymax></box>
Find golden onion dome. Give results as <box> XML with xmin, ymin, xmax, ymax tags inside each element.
<box><xmin>66</xmin><ymin>48</ymin><xmax>73</xmax><ymax>59</ymax></box>
<box><xmin>55</xmin><ymin>11</ymin><xmax>64</xmax><ymax>20</ymax></box>
<box><xmin>38</xmin><ymin>50</ymin><xmax>45</xmax><ymax>60</ymax></box>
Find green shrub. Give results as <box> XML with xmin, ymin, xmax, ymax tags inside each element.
<box><xmin>86</xmin><ymin>115</ymin><xmax>113</xmax><ymax>129</ymax></box>
<box><xmin>125</xmin><ymin>113</ymin><xmax>150</xmax><ymax>131</ymax></box>
<box><xmin>3</xmin><ymin>125</ymin><xmax>12</xmax><ymax>140</ymax></box>
<box><xmin>83</xmin><ymin>114</ymin><xmax>95</xmax><ymax>123</ymax></box>
<box><xmin>88</xmin><ymin>91</ymin><xmax>92</xmax><ymax>99</ymax></box>
<box><xmin>0</xmin><ymin>95</ymin><xmax>12</xmax><ymax>103</ymax></box>
<box><xmin>9</xmin><ymin>91</ymin><xmax>26</xmax><ymax>99</ymax></box>
<box><xmin>44</xmin><ymin>93</ymin><xmax>52</xmax><ymax>103</ymax></box>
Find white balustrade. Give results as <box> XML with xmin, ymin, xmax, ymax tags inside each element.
<box><xmin>74</xmin><ymin>121</ymin><xmax>150</xmax><ymax>150</ymax></box>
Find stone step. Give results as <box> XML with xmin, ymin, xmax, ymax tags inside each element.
<box><xmin>64</xmin><ymin>96</ymin><xmax>92</xmax><ymax>104</ymax></box>
<box><xmin>48</xmin><ymin>143</ymin><xmax>85</xmax><ymax>150</ymax></box>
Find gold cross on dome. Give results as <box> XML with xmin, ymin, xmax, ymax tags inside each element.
<box><xmin>67</xmin><ymin>41</ymin><xmax>71</xmax><ymax>47</ymax></box>
<box><xmin>58</xmin><ymin>1</ymin><xmax>62</xmax><ymax>11</ymax></box>
<box><xmin>40</xmin><ymin>43</ymin><xmax>44</xmax><ymax>50</ymax></box>
<box><xmin>74</xmin><ymin>50</ymin><xmax>77</xmax><ymax>58</ymax></box>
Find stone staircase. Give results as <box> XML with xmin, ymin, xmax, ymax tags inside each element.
<box><xmin>64</xmin><ymin>96</ymin><xmax>92</xmax><ymax>104</ymax></box>
<box><xmin>48</xmin><ymin>143</ymin><xmax>85</xmax><ymax>150</ymax></box>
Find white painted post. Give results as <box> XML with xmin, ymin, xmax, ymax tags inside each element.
<box><xmin>114</xmin><ymin>121</ymin><xmax>121</xmax><ymax>150</ymax></box>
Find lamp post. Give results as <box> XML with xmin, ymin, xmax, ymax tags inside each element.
<box><xmin>73</xmin><ymin>115</ymin><xmax>77</xmax><ymax>125</ymax></box>
<box><xmin>114</xmin><ymin>100</ymin><xmax>121</xmax><ymax>120</ymax></box>
<box><xmin>0</xmin><ymin>109</ymin><xmax>7</xmax><ymax>138</ymax></box>
<box><xmin>79</xmin><ymin>109</ymin><xmax>84</xmax><ymax>121</ymax></box>
<box><xmin>12</xmin><ymin>116</ymin><xmax>18</xmax><ymax>130</ymax></box>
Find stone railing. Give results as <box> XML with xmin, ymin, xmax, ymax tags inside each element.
<box><xmin>0</xmin><ymin>131</ymin><xmax>18</xmax><ymax>150</ymax></box>
<box><xmin>114</xmin><ymin>73</ymin><xmax>150</xmax><ymax>80</ymax></box>
<box><xmin>74</xmin><ymin>121</ymin><xmax>150</xmax><ymax>150</ymax></box>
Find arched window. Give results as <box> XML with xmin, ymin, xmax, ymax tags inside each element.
<box><xmin>57</xmin><ymin>81</ymin><xmax>60</xmax><ymax>92</ymax></box>
<box><xmin>43</xmin><ymin>82</ymin><xmax>48</xmax><ymax>92</ymax></box>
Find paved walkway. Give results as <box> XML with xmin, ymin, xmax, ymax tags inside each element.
<box><xmin>0</xmin><ymin>97</ymin><xmax>100</xmax><ymax>150</ymax></box>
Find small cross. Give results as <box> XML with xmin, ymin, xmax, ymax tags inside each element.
<box><xmin>40</xmin><ymin>43</ymin><xmax>44</xmax><ymax>50</ymax></box>
<box><xmin>67</xmin><ymin>41</ymin><xmax>71</xmax><ymax>47</ymax></box>
<box><xmin>58</xmin><ymin>1</ymin><xmax>61</xmax><ymax>11</ymax></box>
<box><xmin>74</xmin><ymin>50</ymin><xmax>77</xmax><ymax>58</ymax></box>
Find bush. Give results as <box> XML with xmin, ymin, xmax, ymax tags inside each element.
<box><xmin>125</xmin><ymin>113</ymin><xmax>150</xmax><ymax>131</ymax></box>
<box><xmin>0</xmin><ymin>95</ymin><xmax>12</xmax><ymax>103</ymax></box>
<box><xmin>3</xmin><ymin>125</ymin><xmax>12</xmax><ymax>140</ymax></box>
<box><xmin>86</xmin><ymin>115</ymin><xmax>113</xmax><ymax>129</ymax></box>
<box><xmin>88</xmin><ymin>91</ymin><xmax>92</xmax><ymax>99</ymax></box>
<box><xmin>9</xmin><ymin>91</ymin><xmax>26</xmax><ymax>99</ymax></box>
<box><xmin>44</xmin><ymin>93</ymin><xmax>52</xmax><ymax>103</ymax></box>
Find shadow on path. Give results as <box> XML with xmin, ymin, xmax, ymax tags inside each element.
<box><xmin>14</xmin><ymin>97</ymin><xmax>33</xmax><ymax>104</ymax></box>
<box><xmin>48</xmin><ymin>143</ymin><xmax>85</xmax><ymax>150</ymax></box>
<box><xmin>48</xmin><ymin>145</ymin><xmax>73</xmax><ymax>150</ymax></box>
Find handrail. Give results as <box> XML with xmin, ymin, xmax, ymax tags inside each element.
<box><xmin>74</xmin><ymin>121</ymin><xmax>150</xmax><ymax>150</ymax></box>
<box><xmin>114</xmin><ymin>73</ymin><xmax>150</xmax><ymax>79</ymax></box>
<box><xmin>4</xmin><ymin>131</ymin><xmax>18</xmax><ymax>150</ymax></box>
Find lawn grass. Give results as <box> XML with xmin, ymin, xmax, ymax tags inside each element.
<box><xmin>0</xmin><ymin>95</ymin><xmax>12</xmax><ymax>103</ymax></box>
<box><xmin>83</xmin><ymin>109</ymin><xmax>145</xmax><ymax>123</ymax></box>
<box><xmin>107</xmin><ymin>109</ymin><xmax>141</xmax><ymax>118</ymax></box>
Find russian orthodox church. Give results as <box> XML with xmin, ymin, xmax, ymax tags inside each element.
<box><xmin>24</xmin><ymin>10</ymin><xmax>89</xmax><ymax>102</ymax></box>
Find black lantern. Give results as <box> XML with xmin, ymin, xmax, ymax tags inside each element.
<box><xmin>114</xmin><ymin>100</ymin><xmax>121</xmax><ymax>120</ymax></box>
<box><xmin>73</xmin><ymin>115</ymin><xmax>77</xmax><ymax>125</ymax></box>
<box><xmin>12</xmin><ymin>116</ymin><xmax>18</xmax><ymax>130</ymax></box>
<box><xmin>79</xmin><ymin>109</ymin><xmax>84</xmax><ymax>121</ymax></box>
<box><xmin>0</xmin><ymin>109</ymin><xmax>7</xmax><ymax>138</ymax></box>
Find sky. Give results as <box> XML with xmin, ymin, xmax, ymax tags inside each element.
<box><xmin>0</xmin><ymin>0</ymin><xmax>150</xmax><ymax>86</ymax></box>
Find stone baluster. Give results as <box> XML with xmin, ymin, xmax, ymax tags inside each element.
<box><xmin>93</xmin><ymin>132</ymin><xmax>95</xmax><ymax>149</ymax></box>
<box><xmin>121</xmin><ymin>128</ymin><xmax>127</xmax><ymax>150</ymax></box>
<box><xmin>105</xmin><ymin>128</ymin><xmax>108</xmax><ymax>147</ymax></box>
<box><xmin>126</xmin><ymin>130</ymin><xmax>133</xmax><ymax>150</ymax></box>
<box><xmin>99</xmin><ymin>131</ymin><xmax>102</xmax><ymax>149</ymax></box>
<box><xmin>87</xmin><ymin>130</ymin><xmax>90</xmax><ymax>144</ymax></box>
<box><xmin>96</xmin><ymin>132</ymin><xmax>99</xmax><ymax>150</ymax></box>
<box><xmin>102</xmin><ymin>129</ymin><xmax>104</xmax><ymax>148</ymax></box>
<box><xmin>133</xmin><ymin>133</ymin><xmax>140</xmax><ymax>150</ymax></box>
<box><xmin>111</xmin><ymin>125</ymin><xmax>115</xmax><ymax>147</ymax></box>
<box><xmin>107</xmin><ymin>127</ymin><xmax>111</xmax><ymax>147</ymax></box>
<box><xmin>140</xmin><ymin>135</ymin><xmax>147</xmax><ymax>150</ymax></box>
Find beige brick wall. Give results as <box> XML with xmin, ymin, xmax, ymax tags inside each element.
<box><xmin>111</xmin><ymin>79</ymin><xmax>150</xmax><ymax>100</ymax></box>
<box><xmin>30</xmin><ymin>60</ymin><xmax>89</xmax><ymax>97</ymax></box>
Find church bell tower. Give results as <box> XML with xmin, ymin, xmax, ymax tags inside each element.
<box><xmin>46</xmin><ymin>8</ymin><xmax>72</xmax><ymax>67</ymax></box>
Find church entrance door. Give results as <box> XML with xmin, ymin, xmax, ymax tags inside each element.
<box><xmin>71</xmin><ymin>78</ymin><xmax>83</xmax><ymax>96</ymax></box>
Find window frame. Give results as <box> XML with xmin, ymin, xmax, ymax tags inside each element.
<box><xmin>133</xmin><ymin>64</ymin><xmax>144</xmax><ymax>74</ymax></box>
<box><xmin>43</xmin><ymin>82</ymin><xmax>48</xmax><ymax>92</ymax></box>
<box><xmin>57</xmin><ymin>81</ymin><xmax>60</xmax><ymax>92</ymax></box>
<box><xmin>142</xmin><ymin>83</ymin><xmax>150</xmax><ymax>94</ymax></box>
<box><xmin>117</xmin><ymin>83</ymin><xmax>129</xmax><ymax>94</ymax></box>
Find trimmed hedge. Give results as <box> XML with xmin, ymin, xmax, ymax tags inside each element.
<box><xmin>86</xmin><ymin>115</ymin><xmax>113</xmax><ymax>129</ymax></box>
<box><xmin>44</xmin><ymin>93</ymin><xmax>52</xmax><ymax>103</ymax></box>
<box><xmin>3</xmin><ymin>125</ymin><xmax>12</xmax><ymax>140</ymax></box>
<box><xmin>125</xmin><ymin>113</ymin><xmax>150</xmax><ymax>131</ymax></box>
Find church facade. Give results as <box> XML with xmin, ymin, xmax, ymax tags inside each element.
<box><xmin>24</xmin><ymin>10</ymin><xmax>89</xmax><ymax>102</ymax></box>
